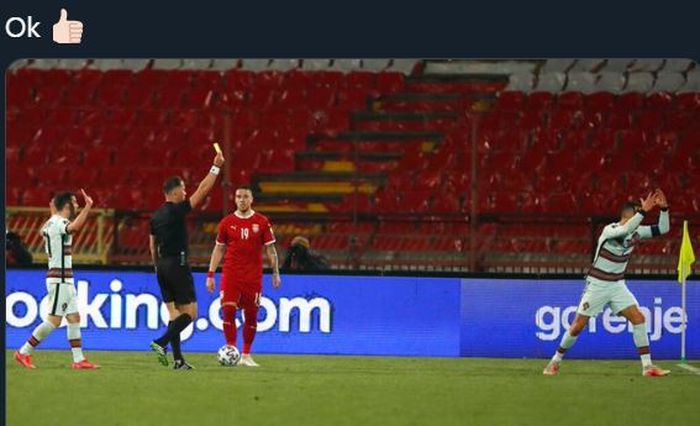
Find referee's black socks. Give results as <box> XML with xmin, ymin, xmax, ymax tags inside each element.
<box><xmin>154</xmin><ymin>313</ymin><xmax>192</xmax><ymax>350</ymax></box>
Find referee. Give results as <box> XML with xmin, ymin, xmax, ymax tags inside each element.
<box><xmin>149</xmin><ymin>150</ymin><xmax>224</xmax><ymax>369</ymax></box>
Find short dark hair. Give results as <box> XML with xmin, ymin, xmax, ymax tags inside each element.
<box><xmin>163</xmin><ymin>176</ymin><xmax>184</xmax><ymax>194</ymax></box>
<box><xmin>235</xmin><ymin>185</ymin><xmax>253</xmax><ymax>194</ymax></box>
<box><xmin>621</xmin><ymin>201</ymin><xmax>641</xmax><ymax>215</ymax></box>
<box><xmin>53</xmin><ymin>192</ymin><xmax>75</xmax><ymax>211</ymax></box>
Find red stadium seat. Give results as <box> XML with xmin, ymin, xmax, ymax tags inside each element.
<box><xmin>636</xmin><ymin>110</ymin><xmax>664</xmax><ymax>131</ymax></box>
<box><xmin>676</xmin><ymin>93</ymin><xmax>700</xmax><ymax>110</ymax></box>
<box><xmin>545</xmin><ymin>193</ymin><xmax>578</xmax><ymax>214</ymax></box>
<box><xmin>527</xmin><ymin>92</ymin><xmax>554</xmax><ymax>110</ymax></box>
<box><xmin>617</xmin><ymin>93</ymin><xmax>645</xmax><ymax>110</ymax></box>
<box><xmin>376</xmin><ymin>72</ymin><xmax>404</xmax><ymax>93</ymax></box>
<box><xmin>607</xmin><ymin>111</ymin><xmax>633</xmax><ymax>130</ymax></box>
<box><xmin>584</xmin><ymin>92</ymin><xmax>615</xmax><ymax>112</ymax></box>
<box><xmin>496</xmin><ymin>91</ymin><xmax>525</xmax><ymax>110</ymax></box>
<box><xmin>557</xmin><ymin>92</ymin><xmax>583</xmax><ymax>110</ymax></box>
<box><xmin>646</xmin><ymin>92</ymin><xmax>674</xmax><ymax>109</ymax></box>
<box><xmin>6</xmin><ymin>66</ymin><xmax>699</xmax><ymax>266</ymax></box>
<box><xmin>22</xmin><ymin>186</ymin><xmax>53</xmax><ymax>207</ymax></box>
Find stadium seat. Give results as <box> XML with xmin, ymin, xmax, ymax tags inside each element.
<box><xmin>570</xmin><ymin>59</ymin><xmax>604</xmax><ymax>72</ymax></box>
<box><xmin>6</xmin><ymin>60</ymin><xmax>698</xmax><ymax>272</ymax></box>
<box><xmin>505</xmin><ymin>73</ymin><xmax>534</xmax><ymax>92</ymax></box>
<box><xmin>211</xmin><ymin>59</ymin><xmax>239</xmax><ymax>71</ymax></box>
<box><xmin>651</xmin><ymin>72</ymin><xmax>685</xmax><ymax>93</ymax></box>
<box><xmin>646</xmin><ymin>92</ymin><xmax>674</xmax><ymax>109</ymax></box>
<box><xmin>387</xmin><ymin>59</ymin><xmax>418</xmax><ymax>75</ymax></box>
<box><xmin>678</xmin><ymin>70</ymin><xmax>700</xmax><ymax>93</ymax></box>
<box><xmin>534</xmin><ymin>73</ymin><xmax>565</xmax><ymax>93</ymax></box>
<box><xmin>332</xmin><ymin>59</ymin><xmax>362</xmax><ymax>73</ymax></box>
<box><xmin>362</xmin><ymin>59</ymin><xmax>390</xmax><ymax>71</ymax></box>
<box><xmin>495</xmin><ymin>91</ymin><xmax>525</xmax><ymax>110</ymax></box>
<box><xmin>527</xmin><ymin>92</ymin><xmax>554</xmax><ymax>110</ymax></box>
<box><xmin>624</xmin><ymin>72</ymin><xmax>654</xmax><ymax>93</ymax></box>
<box><xmin>628</xmin><ymin>58</ymin><xmax>664</xmax><ymax>72</ymax></box>
<box><xmin>565</xmin><ymin>72</ymin><xmax>596</xmax><ymax>94</ymax></box>
<box><xmin>540</xmin><ymin>59</ymin><xmax>574</xmax><ymax>74</ymax></box>
<box><xmin>617</xmin><ymin>92</ymin><xmax>645</xmax><ymax>109</ymax></box>
<box><xmin>269</xmin><ymin>59</ymin><xmax>300</xmax><ymax>71</ymax></box>
<box><xmin>662</xmin><ymin>58</ymin><xmax>692</xmax><ymax>73</ymax></box>
<box><xmin>595</xmin><ymin>72</ymin><xmax>625</xmax><ymax>93</ymax></box>
<box><xmin>152</xmin><ymin>59</ymin><xmax>183</xmax><ymax>70</ymax></box>
<box><xmin>301</xmin><ymin>59</ymin><xmax>331</xmax><ymax>71</ymax></box>
<box><xmin>602</xmin><ymin>59</ymin><xmax>633</xmax><ymax>73</ymax></box>
<box><xmin>241</xmin><ymin>59</ymin><xmax>271</xmax><ymax>71</ymax></box>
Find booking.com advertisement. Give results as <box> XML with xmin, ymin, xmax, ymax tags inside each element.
<box><xmin>4</xmin><ymin>270</ymin><xmax>698</xmax><ymax>359</ymax></box>
<box><xmin>4</xmin><ymin>270</ymin><xmax>461</xmax><ymax>357</ymax></box>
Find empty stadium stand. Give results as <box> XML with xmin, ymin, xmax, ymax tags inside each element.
<box><xmin>6</xmin><ymin>58</ymin><xmax>700</xmax><ymax>272</ymax></box>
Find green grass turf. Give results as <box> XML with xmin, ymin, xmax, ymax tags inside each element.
<box><xmin>6</xmin><ymin>350</ymin><xmax>700</xmax><ymax>426</ymax></box>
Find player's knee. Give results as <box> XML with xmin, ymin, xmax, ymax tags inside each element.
<box><xmin>47</xmin><ymin>315</ymin><xmax>62</xmax><ymax>327</ymax></box>
<box><xmin>67</xmin><ymin>313</ymin><xmax>81</xmax><ymax>323</ymax></box>
<box><xmin>185</xmin><ymin>304</ymin><xmax>197</xmax><ymax>319</ymax></box>
<box><xmin>630</xmin><ymin>313</ymin><xmax>645</xmax><ymax>325</ymax></box>
<box><xmin>570</xmin><ymin>317</ymin><xmax>588</xmax><ymax>335</ymax></box>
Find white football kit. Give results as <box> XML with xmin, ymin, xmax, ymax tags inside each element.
<box><xmin>41</xmin><ymin>214</ymin><xmax>78</xmax><ymax>317</ymax></box>
<box><xmin>578</xmin><ymin>209</ymin><xmax>669</xmax><ymax>317</ymax></box>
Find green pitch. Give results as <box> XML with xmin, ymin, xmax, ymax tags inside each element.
<box><xmin>6</xmin><ymin>350</ymin><xmax>700</xmax><ymax>426</ymax></box>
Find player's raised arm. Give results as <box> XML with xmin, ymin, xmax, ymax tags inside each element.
<box><xmin>66</xmin><ymin>189</ymin><xmax>93</xmax><ymax>234</ymax></box>
<box><xmin>637</xmin><ymin>189</ymin><xmax>670</xmax><ymax>239</ymax></box>
<box><xmin>190</xmin><ymin>150</ymin><xmax>225</xmax><ymax>209</ymax></box>
<box><xmin>266</xmin><ymin>244</ymin><xmax>281</xmax><ymax>288</ymax></box>
<box><xmin>602</xmin><ymin>192</ymin><xmax>655</xmax><ymax>239</ymax></box>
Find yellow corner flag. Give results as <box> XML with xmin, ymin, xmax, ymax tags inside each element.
<box><xmin>678</xmin><ymin>220</ymin><xmax>696</xmax><ymax>283</ymax></box>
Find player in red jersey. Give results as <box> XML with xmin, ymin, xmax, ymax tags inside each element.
<box><xmin>206</xmin><ymin>186</ymin><xmax>281</xmax><ymax>367</ymax></box>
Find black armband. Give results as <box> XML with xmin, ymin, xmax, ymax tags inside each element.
<box><xmin>651</xmin><ymin>225</ymin><xmax>661</xmax><ymax>237</ymax></box>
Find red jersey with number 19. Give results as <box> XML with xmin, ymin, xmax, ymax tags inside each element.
<box><xmin>216</xmin><ymin>210</ymin><xmax>275</xmax><ymax>291</ymax></box>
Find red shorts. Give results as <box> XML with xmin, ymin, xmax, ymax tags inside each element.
<box><xmin>220</xmin><ymin>283</ymin><xmax>261</xmax><ymax>309</ymax></box>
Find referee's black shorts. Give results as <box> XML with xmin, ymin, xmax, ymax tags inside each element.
<box><xmin>156</xmin><ymin>257</ymin><xmax>196</xmax><ymax>305</ymax></box>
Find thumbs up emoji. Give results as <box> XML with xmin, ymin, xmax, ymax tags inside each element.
<box><xmin>52</xmin><ymin>9</ymin><xmax>83</xmax><ymax>44</ymax></box>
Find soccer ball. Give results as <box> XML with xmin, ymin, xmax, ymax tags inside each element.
<box><xmin>217</xmin><ymin>345</ymin><xmax>241</xmax><ymax>366</ymax></box>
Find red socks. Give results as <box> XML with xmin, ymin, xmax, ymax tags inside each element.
<box><xmin>222</xmin><ymin>304</ymin><xmax>237</xmax><ymax>346</ymax></box>
<box><xmin>242</xmin><ymin>307</ymin><xmax>258</xmax><ymax>355</ymax></box>
<box><xmin>223</xmin><ymin>304</ymin><xmax>258</xmax><ymax>354</ymax></box>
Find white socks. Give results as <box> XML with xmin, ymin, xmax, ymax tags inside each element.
<box><xmin>632</xmin><ymin>323</ymin><xmax>653</xmax><ymax>368</ymax></box>
<box><xmin>19</xmin><ymin>321</ymin><xmax>56</xmax><ymax>355</ymax></box>
<box><xmin>67</xmin><ymin>322</ymin><xmax>85</xmax><ymax>363</ymax></box>
<box><xmin>551</xmin><ymin>330</ymin><xmax>579</xmax><ymax>362</ymax></box>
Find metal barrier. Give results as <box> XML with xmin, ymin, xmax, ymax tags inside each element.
<box><xmin>6</xmin><ymin>207</ymin><xmax>116</xmax><ymax>265</ymax></box>
<box><xmin>6</xmin><ymin>206</ymin><xmax>695</xmax><ymax>274</ymax></box>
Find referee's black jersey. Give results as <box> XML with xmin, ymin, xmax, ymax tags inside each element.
<box><xmin>150</xmin><ymin>200</ymin><xmax>193</xmax><ymax>257</ymax></box>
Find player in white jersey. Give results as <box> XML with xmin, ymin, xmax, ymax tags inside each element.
<box><xmin>14</xmin><ymin>190</ymin><xmax>100</xmax><ymax>369</ymax></box>
<box><xmin>543</xmin><ymin>189</ymin><xmax>671</xmax><ymax>377</ymax></box>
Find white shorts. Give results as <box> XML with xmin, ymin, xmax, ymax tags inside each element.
<box><xmin>46</xmin><ymin>281</ymin><xmax>79</xmax><ymax>317</ymax></box>
<box><xmin>577</xmin><ymin>280</ymin><xmax>638</xmax><ymax>317</ymax></box>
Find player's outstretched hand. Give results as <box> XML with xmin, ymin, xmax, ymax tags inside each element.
<box><xmin>80</xmin><ymin>188</ymin><xmax>94</xmax><ymax>208</ymax></box>
<box><xmin>213</xmin><ymin>150</ymin><xmax>225</xmax><ymax>167</ymax></box>
<box><xmin>640</xmin><ymin>192</ymin><xmax>655</xmax><ymax>212</ymax></box>
<box><xmin>206</xmin><ymin>277</ymin><xmax>216</xmax><ymax>293</ymax></box>
<box><xmin>272</xmin><ymin>273</ymin><xmax>281</xmax><ymax>289</ymax></box>
<box><xmin>654</xmin><ymin>189</ymin><xmax>668</xmax><ymax>209</ymax></box>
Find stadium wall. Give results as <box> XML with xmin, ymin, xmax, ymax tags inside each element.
<box><xmin>5</xmin><ymin>269</ymin><xmax>698</xmax><ymax>359</ymax></box>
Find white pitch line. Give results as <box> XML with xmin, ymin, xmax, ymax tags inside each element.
<box><xmin>677</xmin><ymin>363</ymin><xmax>700</xmax><ymax>376</ymax></box>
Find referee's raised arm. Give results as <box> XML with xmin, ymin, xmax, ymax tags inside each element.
<box><xmin>189</xmin><ymin>151</ymin><xmax>226</xmax><ymax>209</ymax></box>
